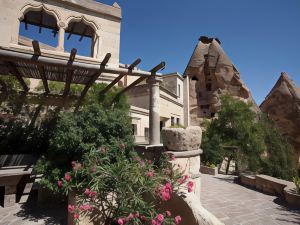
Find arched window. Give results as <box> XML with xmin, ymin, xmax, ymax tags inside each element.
<box><xmin>19</xmin><ymin>9</ymin><xmax>58</xmax><ymax>48</ymax></box>
<box><xmin>64</xmin><ymin>20</ymin><xmax>96</xmax><ymax>57</ymax></box>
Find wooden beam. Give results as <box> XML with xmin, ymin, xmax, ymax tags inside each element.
<box><xmin>63</xmin><ymin>49</ymin><xmax>77</xmax><ymax>96</ymax></box>
<box><xmin>114</xmin><ymin>61</ymin><xmax>165</xmax><ymax>98</ymax></box>
<box><xmin>63</xmin><ymin>70</ymin><xmax>74</xmax><ymax>96</ymax></box>
<box><xmin>37</xmin><ymin>65</ymin><xmax>49</xmax><ymax>93</ymax></box>
<box><xmin>128</xmin><ymin>58</ymin><xmax>142</xmax><ymax>70</ymax></box>
<box><xmin>67</xmin><ymin>23</ymin><xmax>75</xmax><ymax>40</ymax></box>
<box><xmin>100</xmin><ymin>58</ymin><xmax>141</xmax><ymax>94</ymax></box>
<box><xmin>5</xmin><ymin>62</ymin><xmax>29</xmax><ymax>92</ymax></box>
<box><xmin>39</xmin><ymin>9</ymin><xmax>43</xmax><ymax>34</ymax></box>
<box><xmin>32</xmin><ymin>40</ymin><xmax>41</xmax><ymax>56</ymax></box>
<box><xmin>69</xmin><ymin>48</ymin><xmax>77</xmax><ymax>62</ymax></box>
<box><xmin>150</xmin><ymin>61</ymin><xmax>165</xmax><ymax>74</ymax></box>
<box><xmin>0</xmin><ymin>49</ymin><xmax>163</xmax><ymax>77</ymax></box>
<box><xmin>79</xmin><ymin>26</ymin><xmax>88</xmax><ymax>42</ymax></box>
<box><xmin>75</xmin><ymin>53</ymin><xmax>111</xmax><ymax>108</ymax></box>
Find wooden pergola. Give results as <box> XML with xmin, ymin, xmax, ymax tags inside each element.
<box><xmin>0</xmin><ymin>40</ymin><xmax>165</xmax><ymax>107</ymax></box>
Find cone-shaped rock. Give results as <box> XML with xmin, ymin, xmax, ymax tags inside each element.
<box><xmin>260</xmin><ymin>72</ymin><xmax>300</xmax><ymax>168</ymax></box>
<box><xmin>184</xmin><ymin>36</ymin><xmax>258</xmax><ymax>125</ymax></box>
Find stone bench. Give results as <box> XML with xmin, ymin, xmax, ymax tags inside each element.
<box><xmin>239</xmin><ymin>174</ymin><xmax>300</xmax><ymax>207</ymax></box>
<box><xmin>255</xmin><ymin>175</ymin><xmax>292</xmax><ymax>196</ymax></box>
<box><xmin>200</xmin><ymin>165</ymin><xmax>218</xmax><ymax>176</ymax></box>
<box><xmin>0</xmin><ymin>154</ymin><xmax>37</xmax><ymax>207</ymax></box>
<box><xmin>0</xmin><ymin>166</ymin><xmax>35</xmax><ymax>207</ymax></box>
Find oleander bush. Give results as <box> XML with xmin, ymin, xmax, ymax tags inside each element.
<box><xmin>56</xmin><ymin>145</ymin><xmax>190</xmax><ymax>225</ymax></box>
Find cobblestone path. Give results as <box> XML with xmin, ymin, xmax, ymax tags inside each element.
<box><xmin>201</xmin><ymin>174</ymin><xmax>300</xmax><ymax>225</ymax></box>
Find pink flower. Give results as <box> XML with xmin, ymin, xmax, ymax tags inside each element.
<box><xmin>147</xmin><ymin>171</ymin><xmax>153</xmax><ymax>178</ymax></box>
<box><xmin>188</xmin><ymin>181</ymin><xmax>194</xmax><ymax>192</ymax></box>
<box><xmin>135</xmin><ymin>212</ymin><xmax>140</xmax><ymax>218</ymax></box>
<box><xmin>165</xmin><ymin>183</ymin><xmax>172</xmax><ymax>191</ymax></box>
<box><xmin>166</xmin><ymin>210</ymin><xmax>172</xmax><ymax>217</ymax></box>
<box><xmin>73</xmin><ymin>213</ymin><xmax>80</xmax><ymax>220</ymax></box>
<box><xmin>118</xmin><ymin>218</ymin><xmax>124</xmax><ymax>225</ymax></box>
<box><xmin>128</xmin><ymin>213</ymin><xmax>134</xmax><ymax>220</ymax></box>
<box><xmin>120</xmin><ymin>143</ymin><xmax>125</xmax><ymax>149</ymax></box>
<box><xmin>175</xmin><ymin>215</ymin><xmax>182</xmax><ymax>224</ymax></box>
<box><xmin>68</xmin><ymin>204</ymin><xmax>75</xmax><ymax>213</ymax></box>
<box><xmin>71</xmin><ymin>161</ymin><xmax>76</xmax><ymax>167</ymax></box>
<box><xmin>141</xmin><ymin>215</ymin><xmax>147</xmax><ymax>221</ymax></box>
<box><xmin>151</xmin><ymin>220</ymin><xmax>157</xmax><ymax>225</ymax></box>
<box><xmin>64</xmin><ymin>172</ymin><xmax>71</xmax><ymax>182</ymax></box>
<box><xmin>171</xmin><ymin>154</ymin><xmax>176</xmax><ymax>161</ymax></box>
<box><xmin>160</xmin><ymin>183</ymin><xmax>173</xmax><ymax>201</ymax></box>
<box><xmin>178</xmin><ymin>175</ymin><xmax>189</xmax><ymax>184</ymax></box>
<box><xmin>76</xmin><ymin>163</ymin><xmax>82</xmax><ymax>169</ymax></box>
<box><xmin>57</xmin><ymin>180</ymin><xmax>62</xmax><ymax>188</ymax></box>
<box><xmin>89</xmin><ymin>191</ymin><xmax>97</xmax><ymax>198</ymax></box>
<box><xmin>148</xmin><ymin>160</ymin><xmax>152</xmax><ymax>164</ymax></box>
<box><xmin>84</xmin><ymin>188</ymin><xmax>90</xmax><ymax>195</ymax></box>
<box><xmin>161</xmin><ymin>190</ymin><xmax>171</xmax><ymax>201</ymax></box>
<box><xmin>156</xmin><ymin>214</ymin><xmax>164</xmax><ymax>222</ymax></box>
<box><xmin>79</xmin><ymin>204</ymin><xmax>92</xmax><ymax>211</ymax></box>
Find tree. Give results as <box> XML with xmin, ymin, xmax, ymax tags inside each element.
<box><xmin>201</xmin><ymin>95</ymin><xmax>297</xmax><ymax>180</ymax></box>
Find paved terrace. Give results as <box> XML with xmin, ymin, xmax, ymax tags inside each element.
<box><xmin>201</xmin><ymin>174</ymin><xmax>300</xmax><ymax>225</ymax></box>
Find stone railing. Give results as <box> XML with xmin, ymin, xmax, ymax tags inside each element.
<box><xmin>239</xmin><ymin>174</ymin><xmax>300</xmax><ymax>207</ymax></box>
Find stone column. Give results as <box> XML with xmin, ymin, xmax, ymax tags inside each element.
<box><xmin>57</xmin><ymin>21</ymin><xmax>66</xmax><ymax>52</ymax></box>
<box><xmin>183</xmin><ymin>76</ymin><xmax>190</xmax><ymax>127</ymax></box>
<box><xmin>147</xmin><ymin>75</ymin><xmax>162</xmax><ymax>145</ymax></box>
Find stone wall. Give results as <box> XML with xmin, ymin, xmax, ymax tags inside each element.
<box><xmin>239</xmin><ymin>174</ymin><xmax>300</xmax><ymax>207</ymax></box>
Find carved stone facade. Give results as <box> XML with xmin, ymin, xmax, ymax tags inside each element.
<box><xmin>260</xmin><ymin>72</ymin><xmax>300</xmax><ymax>168</ymax></box>
<box><xmin>183</xmin><ymin>36</ymin><xmax>258</xmax><ymax>125</ymax></box>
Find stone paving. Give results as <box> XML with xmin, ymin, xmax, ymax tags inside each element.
<box><xmin>201</xmin><ymin>173</ymin><xmax>300</xmax><ymax>225</ymax></box>
<box><xmin>0</xmin><ymin>191</ymin><xmax>66</xmax><ymax>225</ymax></box>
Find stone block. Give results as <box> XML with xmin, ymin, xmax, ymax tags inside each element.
<box><xmin>161</xmin><ymin>126</ymin><xmax>202</xmax><ymax>151</ymax></box>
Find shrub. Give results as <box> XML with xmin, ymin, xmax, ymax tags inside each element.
<box><xmin>56</xmin><ymin>145</ymin><xmax>190</xmax><ymax>225</ymax></box>
<box><xmin>293</xmin><ymin>177</ymin><xmax>300</xmax><ymax>194</ymax></box>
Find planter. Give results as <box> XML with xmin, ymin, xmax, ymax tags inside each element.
<box><xmin>284</xmin><ymin>186</ymin><xmax>300</xmax><ymax>207</ymax></box>
<box><xmin>161</xmin><ymin>126</ymin><xmax>202</xmax><ymax>151</ymax></box>
<box><xmin>200</xmin><ymin>165</ymin><xmax>218</xmax><ymax>176</ymax></box>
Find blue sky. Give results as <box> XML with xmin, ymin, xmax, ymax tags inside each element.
<box><xmin>20</xmin><ymin>0</ymin><xmax>300</xmax><ymax>105</ymax></box>
<box><xmin>101</xmin><ymin>0</ymin><xmax>300</xmax><ymax>105</ymax></box>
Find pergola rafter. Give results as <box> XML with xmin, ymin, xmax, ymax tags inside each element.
<box><xmin>0</xmin><ymin>46</ymin><xmax>165</xmax><ymax>109</ymax></box>
<box><xmin>32</xmin><ymin>40</ymin><xmax>49</xmax><ymax>93</ymax></box>
<box><xmin>4</xmin><ymin>62</ymin><xmax>29</xmax><ymax>92</ymax></box>
<box><xmin>100</xmin><ymin>58</ymin><xmax>141</xmax><ymax>95</ymax></box>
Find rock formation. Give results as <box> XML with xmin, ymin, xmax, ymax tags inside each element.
<box><xmin>183</xmin><ymin>36</ymin><xmax>258</xmax><ymax>125</ymax></box>
<box><xmin>260</xmin><ymin>72</ymin><xmax>300</xmax><ymax>168</ymax></box>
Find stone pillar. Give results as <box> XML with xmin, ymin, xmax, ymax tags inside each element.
<box><xmin>183</xmin><ymin>76</ymin><xmax>190</xmax><ymax>127</ymax></box>
<box><xmin>147</xmin><ymin>76</ymin><xmax>162</xmax><ymax>145</ymax></box>
<box><xmin>161</xmin><ymin>126</ymin><xmax>202</xmax><ymax>198</ymax></box>
<box><xmin>57</xmin><ymin>21</ymin><xmax>66</xmax><ymax>52</ymax></box>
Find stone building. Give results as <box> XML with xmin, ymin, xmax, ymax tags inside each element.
<box><xmin>128</xmin><ymin>73</ymin><xmax>184</xmax><ymax>143</ymax></box>
<box><xmin>0</xmin><ymin>0</ymin><xmax>185</xmax><ymax>145</ymax></box>
<box><xmin>183</xmin><ymin>36</ymin><xmax>258</xmax><ymax>125</ymax></box>
<box><xmin>260</xmin><ymin>72</ymin><xmax>300</xmax><ymax>168</ymax></box>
